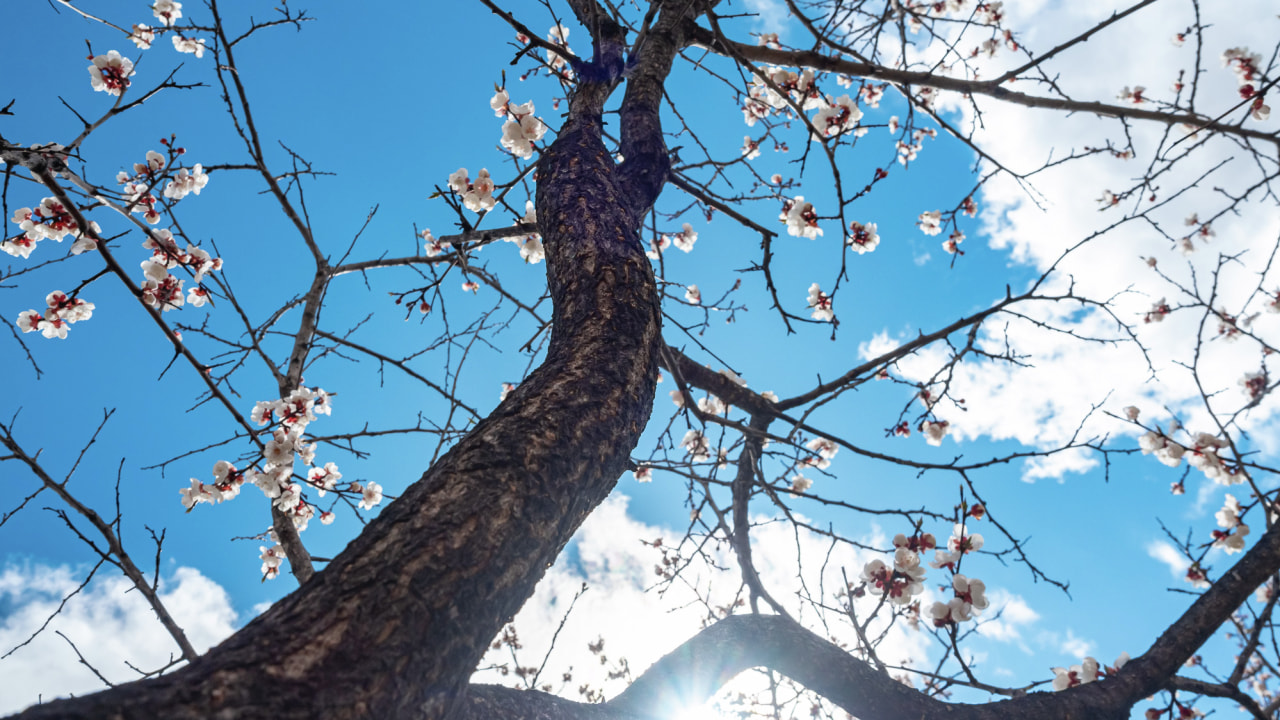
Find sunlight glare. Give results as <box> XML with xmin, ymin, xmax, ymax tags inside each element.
<box><xmin>673</xmin><ymin>704</ymin><xmax>726</xmax><ymax>720</ymax></box>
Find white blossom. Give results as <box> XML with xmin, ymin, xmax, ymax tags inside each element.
<box><xmin>807</xmin><ymin>283</ymin><xmax>833</xmax><ymax>322</ymax></box>
<box><xmin>172</xmin><ymin>35</ymin><xmax>207</xmax><ymax>58</ymax></box>
<box><xmin>359</xmin><ymin>481</ymin><xmax>384</xmax><ymax>510</ymax></box>
<box><xmin>781</xmin><ymin>197</ymin><xmax>823</xmax><ymax>239</ymax></box>
<box><xmin>918</xmin><ymin>210</ymin><xmax>942</xmax><ymax>236</ymax></box>
<box><xmin>152</xmin><ymin>0</ymin><xmax>183</xmax><ymax>26</ymax></box>
<box><xmin>88</xmin><ymin>51</ymin><xmax>134</xmax><ymax>96</ymax></box>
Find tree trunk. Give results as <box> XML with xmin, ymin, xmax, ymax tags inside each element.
<box><xmin>13</xmin><ymin>44</ymin><xmax>664</xmax><ymax>720</ymax></box>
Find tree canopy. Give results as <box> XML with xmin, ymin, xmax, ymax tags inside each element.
<box><xmin>2</xmin><ymin>1</ymin><xmax>1280</xmax><ymax>719</ymax></box>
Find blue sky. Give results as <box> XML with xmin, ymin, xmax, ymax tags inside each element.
<box><xmin>2</xmin><ymin>1</ymin><xmax>1278</xmax><ymax>718</ymax></box>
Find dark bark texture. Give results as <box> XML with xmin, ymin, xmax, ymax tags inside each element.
<box><xmin>13</xmin><ymin>5</ymin><xmax>674</xmax><ymax>719</ymax></box>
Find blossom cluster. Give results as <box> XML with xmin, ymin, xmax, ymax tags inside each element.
<box><xmin>179</xmin><ymin>387</ymin><xmax>385</xmax><ymax>577</ymax></box>
<box><xmin>1138</xmin><ymin>428</ymin><xmax>1239</xmax><ymax>484</ymax></box>
<box><xmin>436</xmin><ymin>195</ymin><xmax>541</xmax><ymax>266</ymax></box>
<box><xmin>781</xmin><ymin>196</ymin><xmax>822</xmax><ymax>239</ymax></box>
<box><xmin>806</xmin><ymin>283</ymin><xmax>833</xmax><ymax>322</ymax></box>
<box><xmin>5</xmin><ymin>198</ymin><xmax>101</xmax><ymax>258</ymax></box>
<box><xmin>1222</xmin><ymin>47</ymin><xmax>1270</xmax><ymax>121</ymax></box>
<box><xmin>1143</xmin><ymin>298</ymin><xmax>1172</xmax><ymax>323</ymax></box>
<box><xmin>15</xmin><ymin>291</ymin><xmax>95</xmax><ymax>339</ymax></box>
<box><xmin>181</xmin><ymin>387</ymin><xmax>333</xmax><ymax>511</ymax></box>
<box><xmin>921</xmin><ymin>419</ymin><xmax>951</xmax><ymax>446</ymax></box>
<box><xmin>680</xmin><ymin>429</ymin><xmax>711</xmax><ymax>462</ymax></box>
<box><xmin>448</xmin><ymin>168</ymin><xmax>496</xmax><ymax>213</ymax></box>
<box><xmin>117</xmin><ymin>148</ymin><xmax>209</xmax><ymax>223</ymax></box>
<box><xmin>505</xmin><ymin>201</ymin><xmax>544</xmax><ymax>264</ymax></box>
<box><xmin>544</xmin><ymin>24</ymin><xmax>572</xmax><ymax>76</ymax></box>
<box><xmin>152</xmin><ymin>0</ymin><xmax>183</xmax><ymax>26</ymax></box>
<box><xmin>930</xmin><ymin>573</ymin><xmax>989</xmax><ymax>625</ymax></box>
<box><xmin>861</xmin><ymin>548</ymin><xmax>927</xmax><ymax>605</ymax></box>
<box><xmin>897</xmin><ymin>127</ymin><xmax>936</xmax><ymax>166</ymax></box>
<box><xmin>118</xmin><ymin>150</ymin><xmax>167</xmax><ymax>223</ymax></box>
<box><xmin>171</xmin><ymin>34</ymin><xmax>206</xmax><ymax>57</ymax></box>
<box><xmin>1117</xmin><ymin>86</ymin><xmax>1147</xmax><ymax>104</ymax></box>
<box><xmin>916</xmin><ymin>209</ymin><xmax>969</xmax><ymax>255</ymax></box>
<box><xmin>9</xmin><ymin>145</ymin><xmax>214</xmax><ymax>335</ymax></box>
<box><xmin>668</xmin><ymin>223</ymin><xmax>698</xmax><ymax>253</ymax></box>
<box><xmin>1051</xmin><ymin>654</ymin><xmax>1128</xmax><ymax>691</ymax></box>
<box><xmin>422</xmin><ymin>228</ymin><xmax>452</xmax><ymax>257</ymax></box>
<box><xmin>647</xmin><ymin>234</ymin><xmax>671</xmax><ymax>258</ymax></box>
<box><xmin>846</xmin><ymin>221</ymin><xmax>879</xmax><ymax>254</ymax></box>
<box><xmin>1240</xmin><ymin>370</ymin><xmax>1267</xmax><ymax>400</ymax></box>
<box><xmin>1212</xmin><ymin>493</ymin><xmax>1250</xmax><ymax>554</ymax></box>
<box><xmin>857</xmin><ymin>526</ymin><xmax>988</xmax><ymax>629</ymax></box>
<box><xmin>918</xmin><ymin>210</ymin><xmax>943</xmax><ymax>236</ymax></box>
<box><xmin>1124</xmin><ymin>405</ymin><xmax>1260</xmax><ymax>579</ymax></box>
<box><xmin>744</xmin><ymin>66</ymin><xmax>823</xmax><ymax>125</ymax></box>
<box><xmin>897</xmin><ymin>0</ymin><xmax>1001</xmax><ymax>32</ymax></box>
<box><xmin>943</xmin><ymin>230</ymin><xmax>965</xmax><ymax>255</ymax></box>
<box><xmin>742</xmin><ymin>65</ymin><xmax>871</xmax><ymax>142</ymax></box>
<box><xmin>139</xmin><ymin>227</ymin><xmax>222</xmax><ymax>311</ymax></box>
<box><xmin>899</xmin><ymin>0</ymin><xmax>1015</xmax><ymax>58</ymax></box>
<box><xmin>259</xmin><ymin>528</ymin><xmax>286</xmax><ymax>580</ymax></box>
<box><xmin>1176</xmin><ymin>212</ymin><xmax>1216</xmax><ymax>255</ymax></box>
<box><xmin>491</xmin><ymin>88</ymin><xmax>547</xmax><ymax>159</ymax></box>
<box><xmin>803</xmin><ymin>437</ymin><xmax>838</xmax><ymax>468</ymax></box>
<box><xmin>847</xmin><ymin>81</ymin><xmax>880</xmax><ymax>107</ymax></box>
<box><xmin>812</xmin><ymin>94</ymin><xmax>864</xmax><ymax>138</ymax></box>
<box><xmin>697</xmin><ymin>394</ymin><xmax>727</xmax><ymax>416</ymax></box>
<box><xmin>88</xmin><ymin>51</ymin><xmax>135</xmax><ymax>96</ymax></box>
<box><xmin>164</xmin><ymin>164</ymin><xmax>209</xmax><ymax>200</ymax></box>
<box><xmin>88</xmin><ymin>4</ymin><xmax>211</xmax><ymax>98</ymax></box>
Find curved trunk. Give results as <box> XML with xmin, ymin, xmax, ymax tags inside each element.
<box><xmin>15</xmin><ymin>79</ymin><xmax>661</xmax><ymax>720</ymax></box>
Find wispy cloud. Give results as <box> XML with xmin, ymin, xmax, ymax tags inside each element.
<box><xmin>474</xmin><ymin>495</ymin><xmax>929</xmax><ymax>709</ymax></box>
<box><xmin>742</xmin><ymin>0</ymin><xmax>789</xmax><ymax>37</ymax></box>
<box><xmin>977</xmin><ymin>588</ymin><xmax>1040</xmax><ymax>649</ymax></box>
<box><xmin>1147</xmin><ymin>539</ymin><xmax>1190</xmax><ymax>579</ymax></box>
<box><xmin>0</xmin><ymin>564</ymin><xmax>237</xmax><ymax>715</ymax></box>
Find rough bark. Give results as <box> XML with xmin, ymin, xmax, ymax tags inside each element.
<box><xmin>12</xmin><ymin>9</ymin><xmax>675</xmax><ymax>720</ymax></box>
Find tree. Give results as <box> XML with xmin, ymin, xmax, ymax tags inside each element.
<box><xmin>2</xmin><ymin>0</ymin><xmax>1278</xmax><ymax>718</ymax></box>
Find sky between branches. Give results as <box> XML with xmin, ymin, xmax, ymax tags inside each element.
<box><xmin>1</xmin><ymin>0</ymin><xmax>1279</xmax><ymax>717</ymax></box>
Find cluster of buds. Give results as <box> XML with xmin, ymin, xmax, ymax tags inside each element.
<box><xmin>1051</xmin><ymin>653</ymin><xmax>1129</xmax><ymax>691</ymax></box>
<box><xmin>16</xmin><ymin>291</ymin><xmax>95</xmax><ymax>340</ymax></box>
<box><xmin>180</xmin><ymin>387</ymin><xmax>383</xmax><ymax>578</ymax></box>
<box><xmin>1222</xmin><ymin>47</ymin><xmax>1270</xmax><ymax>121</ymax></box>
<box><xmin>491</xmin><ymin>88</ymin><xmax>547</xmax><ymax>159</ymax></box>
<box><xmin>140</xmin><ymin>227</ymin><xmax>222</xmax><ymax>311</ymax></box>
<box><xmin>781</xmin><ymin>197</ymin><xmax>823</xmax><ymax>239</ymax></box>
<box><xmin>855</xmin><ymin>523</ymin><xmax>988</xmax><ymax>628</ymax></box>
<box><xmin>5</xmin><ymin>198</ymin><xmax>100</xmax><ymax>258</ymax></box>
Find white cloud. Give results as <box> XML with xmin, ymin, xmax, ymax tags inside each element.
<box><xmin>1147</xmin><ymin>539</ymin><xmax>1190</xmax><ymax>580</ymax></box>
<box><xmin>858</xmin><ymin>329</ymin><xmax>902</xmax><ymax>362</ymax></box>
<box><xmin>0</xmin><ymin>563</ymin><xmax>237</xmax><ymax>715</ymax></box>
<box><xmin>1058</xmin><ymin>629</ymin><xmax>1095</xmax><ymax>659</ymax></box>
<box><xmin>474</xmin><ymin>495</ymin><xmax>932</xmax><ymax>711</ymax></box>
<box><xmin>977</xmin><ymin>588</ymin><xmax>1040</xmax><ymax>648</ymax></box>
<box><xmin>1191</xmin><ymin>478</ymin><xmax>1220</xmax><ymax>516</ymax></box>
<box><xmin>865</xmin><ymin>0</ymin><xmax>1280</xmax><ymax>481</ymax></box>
<box><xmin>742</xmin><ymin>0</ymin><xmax>788</xmax><ymax>37</ymax></box>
